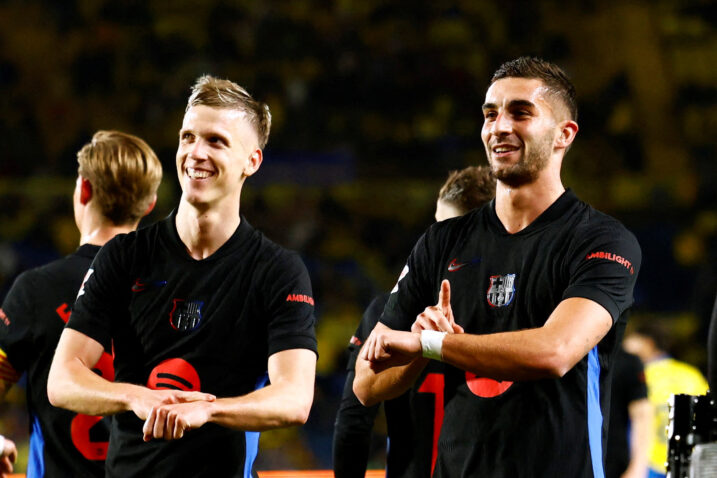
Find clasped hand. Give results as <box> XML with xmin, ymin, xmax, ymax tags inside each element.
<box><xmin>360</xmin><ymin>280</ymin><xmax>463</xmax><ymax>365</ymax></box>
<box><xmin>131</xmin><ymin>388</ymin><xmax>217</xmax><ymax>441</ymax></box>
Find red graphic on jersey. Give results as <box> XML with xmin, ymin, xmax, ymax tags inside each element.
<box><xmin>418</xmin><ymin>373</ymin><xmax>445</xmax><ymax>475</ymax></box>
<box><xmin>286</xmin><ymin>294</ymin><xmax>314</xmax><ymax>306</ymax></box>
<box><xmin>56</xmin><ymin>303</ymin><xmax>72</xmax><ymax>323</ymax></box>
<box><xmin>465</xmin><ymin>372</ymin><xmax>513</xmax><ymax>397</ymax></box>
<box><xmin>147</xmin><ymin>358</ymin><xmax>201</xmax><ymax>391</ymax></box>
<box><xmin>70</xmin><ymin>415</ymin><xmax>108</xmax><ymax>460</ymax></box>
<box><xmin>585</xmin><ymin>251</ymin><xmax>635</xmax><ymax>275</ymax></box>
<box><xmin>349</xmin><ymin>336</ymin><xmax>362</xmax><ymax>346</ymax></box>
<box><xmin>0</xmin><ymin>309</ymin><xmax>9</xmax><ymax>326</ymax></box>
<box><xmin>71</xmin><ymin>350</ymin><xmax>114</xmax><ymax>460</ymax></box>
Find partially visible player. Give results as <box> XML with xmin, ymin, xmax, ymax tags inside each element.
<box><xmin>354</xmin><ymin>57</ymin><xmax>641</xmax><ymax>477</ymax></box>
<box><xmin>0</xmin><ymin>130</ymin><xmax>162</xmax><ymax>477</ymax></box>
<box><xmin>606</xmin><ymin>348</ymin><xmax>652</xmax><ymax>478</ymax></box>
<box><xmin>48</xmin><ymin>76</ymin><xmax>317</xmax><ymax>477</ymax></box>
<box><xmin>333</xmin><ymin>166</ymin><xmax>495</xmax><ymax>478</ymax></box>
<box><xmin>623</xmin><ymin>322</ymin><xmax>708</xmax><ymax>478</ymax></box>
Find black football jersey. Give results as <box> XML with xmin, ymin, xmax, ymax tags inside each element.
<box><xmin>0</xmin><ymin>244</ymin><xmax>111</xmax><ymax>478</ymax></box>
<box><xmin>67</xmin><ymin>212</ymin><xmax>317</xmax><ymax>478</ymax></box>
<box><xmin>334</xmin><ymin>293</ymin><xmax>444</xmax><ymax>478</ymax></box>
<box><xmin>381</xmin><ymin>190</ymin><xmax>641</xmax><ymax>478</ymax></box>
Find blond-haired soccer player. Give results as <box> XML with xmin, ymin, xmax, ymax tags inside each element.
<box><xmin>48</xmin><ymin>77</ymin><xmax>317</xmax><ymax>477</ymax></box>
<box><xmin>0</xmin><ymin>130</ymin><xmax>162</xmax><ymax>477</ymax></box>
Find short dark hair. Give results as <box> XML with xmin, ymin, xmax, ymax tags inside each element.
<box><xmin>492</xmin><ymin>57</ymin><xmax>578</xmax><ymax>121</ymax></box>
<box><xmin>187</xmin><ymin>75</ymin><xmax>272</xmax><ymax>149</ymax></box>
<box><xmin>438</xmin><ymin>166</ymin><xmax>496</xmax><ymax>214</ymax></box>
<box><xmin>632</xmin><ymin>322</ymin><xmax>671</xmax><ymax>353</ymax></box>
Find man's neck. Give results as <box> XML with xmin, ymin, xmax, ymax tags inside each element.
<box><xmin>175</xmin><ymin>199</ymin><xmax>241</xmax><ymax>260</ymax></box>
<box><xmin>494</xmin><ymin>172</ymin><xmax>565</xmax><ymax>234</ymax></box>
<box><xmin>78</xmin><ymin>212</ymin><xmax>137</xmax><ymax>247</ymax></box>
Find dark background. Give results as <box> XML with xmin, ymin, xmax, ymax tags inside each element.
<box><xmin>0</xmin><ymin>0</ymin><xmax>715</xmax><ymax>471</ymax></box>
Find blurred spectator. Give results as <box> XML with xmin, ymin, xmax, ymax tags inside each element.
<box><xmin>623</xmin><ymin>322</ymin><xmax>709</xmax><ymax>478</ymax></box>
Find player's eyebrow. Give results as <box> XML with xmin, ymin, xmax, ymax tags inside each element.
<box><xmin>482</xmin><ymin>99</ymin><xmax>536</xmax><ymax>111</ymax></box>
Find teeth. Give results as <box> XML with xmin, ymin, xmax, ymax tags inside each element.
<box><xmin>187</xmin><ymin>168</ymin><xmax>212</xmax><ymax>179</ymax></box>
<box><xmin>494</xmin><ymin>147</ymin><xmax>517</xmax><ymax>153</ymax></box>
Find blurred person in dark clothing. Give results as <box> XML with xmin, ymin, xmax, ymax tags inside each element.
<box><xmin>0</xmin><ymin>130</ymin><xmax>162</xmax><ymax>477</ymax></box>
<box><xmin>606</xmin><ymin>347</ymin><xmax>652</xmax><ymax>478</ymax></box>
<box><xmin>623</xmin><ymin>322</ymin><xmax>708</xmax><ymax>478</ymax></box>
<box><xmin>333</xmin><ymin>166</ymin><xmax>495</xmax><ymax>478</ymax></box>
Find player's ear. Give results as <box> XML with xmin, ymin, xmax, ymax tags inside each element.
<box><xmin>243</xmin><ymin>149</ymin><xmax>263</xmax><ymax>178</ymax></box>
<box><xmin>80</xmin><ymin>177</ymin><xmax>93</xmax><ymax>205</ymax></box>
<box><xmin>555</xmin><ymin>120</ymin><xmax>578</xmax><ymax>151</ymax></box>
<box><xmin>143</xmin><ymin>195</ymin><xmax>157</xmax><ymax>216</ymax></box>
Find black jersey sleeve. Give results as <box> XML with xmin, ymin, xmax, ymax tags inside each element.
<box><xmin>333</xmin><ymin>294</ymin><xmax>388</xmax><ymax>477</ymax></box>
<box><xmin>0</xmin><ymin>271</ymin><xmax>37</xmax><ymax>375</ymax></box>
<box><xmin>563</xmin><ymin>219</ymin><xmax>641</xmax><ymax>322</ymax></box>
<box><xmin>67</xmin><ymin>237</ymin><xmax>130</xmax><ymax>350</ymax></box>
<box><xmin>380</xmin><ymin>230</ymin><xmax>439</xmax><ymax>331</ymax></box>
<box><xmin>262</xmin><ymin>251</ymin><xmax>317</xmax><ymax>356</ymax></box>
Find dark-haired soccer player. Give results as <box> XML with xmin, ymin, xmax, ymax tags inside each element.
<box><xmin>354</xmin><ymin>57</ymin><xmax>641</xmax><ymax>478</ymax></box>
<box><xmin>333</xmin><ymin>166</ymin><xmax>495</xmax><ymax>478</ymax></box>
<box><xmin>48</xmin><ymin>76</ymin><xmax>317</xmax><ymax>477</ymax></box>
<box><xmin>0</xmin><ymin>130</ymin><xmax>162</xmax><ymax>477</ymax></box>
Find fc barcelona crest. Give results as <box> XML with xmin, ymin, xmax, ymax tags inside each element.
<box><xmin>169</xmin><ymin>299</ymin><xmax>204</xmax><ymax>331</ymax></box>
<box><xmin>487</xmin><ymin>274</ymin><xmax>516</xmax><ymax>307</ymax></box>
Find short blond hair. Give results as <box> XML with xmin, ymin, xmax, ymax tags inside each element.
<box><xmin>187</xmin><ymin>75</ymin><xmax>272</xmax><ymax>149</ymax></box>
<box><xmin>77</xmin><ymin>130</ymin><xmax>162</xmax><ymax>226</ymax></box>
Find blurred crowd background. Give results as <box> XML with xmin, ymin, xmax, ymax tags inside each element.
<box><xmin>0</xmin><ymin>0</ymin><xmax>715</xmax><ymax>472</ymax></box>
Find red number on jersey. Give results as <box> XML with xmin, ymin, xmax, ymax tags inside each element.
<box><xmin>70</xmin><ymin>351</ymin><xmax>114</xmax><ymax>460</ymax></box>
<box><xmin>417</xmin><ymin>373</ymin><xmax>445</xmax><ymax>475</ymax></box>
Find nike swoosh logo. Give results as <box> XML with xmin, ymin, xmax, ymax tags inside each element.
<box><xmin>447</xmin><ymin>259</ymin><xmax>468</xmax><ymax>272</ymax></box>
<box><xmin>447</xmin><ymin>258</ymin><xmax>481</xmax><ymax>272</ymax></box>
<box><xmin>131</xmin><ymin>279</ymin><xmax>167</xmax><ymax>292</ymax></box>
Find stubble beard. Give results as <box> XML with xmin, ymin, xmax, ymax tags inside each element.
<box><xmin>489</xmin><ymin>135</ymin><xmax>553</xmax><ymax>188</ymax></box>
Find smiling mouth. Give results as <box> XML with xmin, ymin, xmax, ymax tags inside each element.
<box><xmin>492</xmin><ymin>145</ymin><xmax>520</xmax><ymax>156</ymax></box>
<box><xmin>186</xmin><ymin>167</ymin><xmax>214</xmax><ymax>180</ymax></box>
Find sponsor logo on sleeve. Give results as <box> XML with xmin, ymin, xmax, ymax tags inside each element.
<box><xmin>349</xmin><ymin>336</ymin><xmax>362</xmax><ymax>346</ymax></box>
<box><xmin>0</xmin><ymin>309</ymin><xmax>9</xmax><ymax>327</ymax></box>
<box><xmin>286</xmin><ymin>294</ymin><xmax>315</xmax><ymax>306</ymax></box>
<box><xmin>585</xmin><ymin>251</ymin><xmax>635</xmax><ymax>274</ymax></box>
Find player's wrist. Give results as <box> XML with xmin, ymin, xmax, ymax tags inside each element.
<box><xmin>420</xmin><ymin>330</ymin><xmax>447</xmax><ymax>360</ymax></box>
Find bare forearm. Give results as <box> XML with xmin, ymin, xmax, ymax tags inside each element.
<box><xmin>48</xmin><ymin>358</ymin><xmax>137</xmax><ymax>416</ymax></box>
<box><xmin>625</xmin><ymin>399</ymin><xmax>652</xmax><ymax>474</ymax></box>
<box><xmin>353</xmin><ymin>356</ymin><xmax>428</xmax><ymax>406</ymax></box>
<box><xmin>440</xmin><ymin>330</ymin><xmax>572</xmax><ymax>380</ymax></box>
<box><xmin>207</xmin><ymin>381</ymin><xmax>313</xmax><ymax>431</ymax></box>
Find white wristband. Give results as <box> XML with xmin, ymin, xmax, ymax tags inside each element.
<box><xmin>0</xmin><ymin>434</ymin><xmax>5</xmax><ymax>454</ymax></box>
<box><xmin>421</xmin><ymin>330</ymin><xmax>447</xmax><ymax>360</ymax></box>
